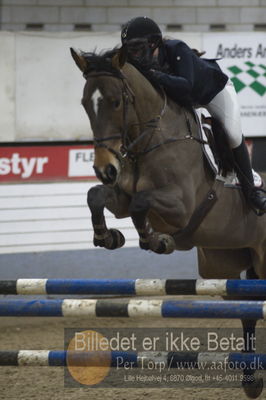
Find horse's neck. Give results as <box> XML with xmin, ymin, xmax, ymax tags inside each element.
<box><xmin>123</xmin><ymin>64</ymin><xmax>189</xmax><ymax>138</ymax></box>
<box><xmin>123</xmin><ymin>64</ymin><xmax>163</xmax><ymax>119</ymax></box>
<box><xmin>123</xmin><ymin>64</ymin><xmax>214</xmax><ymax>191</ymax></box>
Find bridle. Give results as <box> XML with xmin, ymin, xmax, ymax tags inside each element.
<box><xmin>84</xmin><ymin>69</ymin><xmax>169</xmax><ymax>163</ymax></box>
<box><xmin>84</xmin><ymin>67</ymin><xmax>208</xmax><ymax>164</ymax></box>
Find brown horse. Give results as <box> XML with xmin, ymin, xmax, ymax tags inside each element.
<box><xmin>71</xmin><ymin>47</ymin><xmax>266</xmax><ymax>398</ymax></box>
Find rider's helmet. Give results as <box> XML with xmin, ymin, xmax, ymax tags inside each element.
<box><xmin>121</xmin><ymin>17</ymin><xmax>162</xmax><ymax>68</ymax></box>
<box><xmin>121</xmin><ymin>16</ymin><xmax>162</xmax><ymax>49</ymax></box>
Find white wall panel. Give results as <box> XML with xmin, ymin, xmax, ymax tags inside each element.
<box><xmin>0</xmin><ymin>181</ymin><xmax>138</xmax><ymax>253</ymax></box>
<box><xmin>0</xmin><ymin>31</ymin><xmax>201</xmax><ymax>142</ymax></box>
<box><xmin>15</xmin><ymin>32</ymin><xmax>121</xmax><ymax>141</ymax></box>
<box><xmin>0</xmin><ymin>32</ymin><xmax>16</xmax><ymax>141</ymax></box>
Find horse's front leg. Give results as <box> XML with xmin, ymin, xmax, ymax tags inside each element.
<box><xmin>87</xmin><ymin>184</ymin><xmax>130</xmax><ymax>250</ymax></box>
<box><xmin>129</xmin><ymin>187</ymin><xmax>188</xmax><ymax>254</ymax></box>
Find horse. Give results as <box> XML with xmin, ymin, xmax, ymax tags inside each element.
<box><xmin>71</xmin><ymin>46</ymin><xmax>266</xmax><ymax>398</ymax></box>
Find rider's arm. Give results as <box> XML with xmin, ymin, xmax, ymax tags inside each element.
<box><xmin>151</xmin><ymin>71</ymin><xmax>192</xmax><ymax>98</ymax></box>
<box><xmin>150</xmin><ymin>40</ymin><xmax>196</xmax><ymax>101</ymax></box>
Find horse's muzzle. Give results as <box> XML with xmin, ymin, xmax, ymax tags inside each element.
<box><xmin>94</xmin><ymin>164</ymin><xmax>118</xmax><ymax>185</ymax></box>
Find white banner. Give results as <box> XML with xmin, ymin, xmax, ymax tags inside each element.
<box><xmin>202</xmin><ymin>33</ymin><xmax>266</xmax><ymax>137</ymax></box>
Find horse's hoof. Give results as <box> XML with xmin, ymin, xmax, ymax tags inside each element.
<box><xmin>94</xmin><ymin>229</ymin><xmax>125</xmax><ymax>250</ymax></box>
<box><xmin>108</xmin><ymin>229</ymin><xmax>125</xmax><ymax>249</ymax></box>
<box><xmin>139</xmin><ymin>239</ymin><xmax>150</xmax><ymax>250</ymax></box>
<box><xmin>242</xmin><ymin>376</ymin><xmax>264</xmax><ymax>399</ymax></box>
<box><xmin>149</xmin><ymin>233</ymin><xmax>175</xmax><ymax>254</ymax></box>
<box><xmin>93</xmin><ymin>236</ymin><xmax>105</xmax><ymax>247</ymax></box>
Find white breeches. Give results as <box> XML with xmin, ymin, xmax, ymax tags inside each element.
<box><xmin>205</xmin><ymin>79</ymin><xmax>243</xmax><ymax>149</ymax></box>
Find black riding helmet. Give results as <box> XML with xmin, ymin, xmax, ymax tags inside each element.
<box><xmin>121</xmin><ymin>16</ymin><xmax>162</xmax><ymax>48</ymax></box>
<box><xmin>121</xmin><ymin>17</ymin><xmax>162</xmax><ymax>69</ymax></box>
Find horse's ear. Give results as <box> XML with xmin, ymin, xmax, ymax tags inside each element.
<box><xmin>70</xmin><ymin>47</ymin><xmax>87</xmax><ymax>73</ymax></box>
<box><xmin>111</xmin><ymin>47</ymin><xmax>127</xmax><ymax>70</ymax></box>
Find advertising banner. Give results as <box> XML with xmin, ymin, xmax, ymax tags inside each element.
<box><xmin>0</xmin><ymin>144</ymin><xmax>96</xmax><ymax>182</ymax></box>
<box><xmin>202</xmin><ymin>33</ymin><xmax>266</xmax><ymax>137</ymax></box>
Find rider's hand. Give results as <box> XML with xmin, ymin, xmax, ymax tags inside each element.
<box><xmin>147</xmin><ymin>69</ymin><xmax>164</xmax><ymax>82</ymax></box>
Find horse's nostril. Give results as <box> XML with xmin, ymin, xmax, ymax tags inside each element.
<box><xmin>93</xmin><ymin>165</ymin><xmax>117</xmax><ymax>184</ymax></box>
<box><xmin>93</xmin><ymin>166</ymin><xmax>102</xmax><ymax>181</ymax></box>
<box><xmin>106</xmin><ymin>164</ymin><xmax>117</xmax><ymax>181</ymax></box>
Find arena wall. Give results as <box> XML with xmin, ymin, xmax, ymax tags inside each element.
<box><xmin>0</xmin><ymin>30</ymin><xmax>201</xmax><ymax>142</ymax></box>
<box><xmin>1</xmin><ymin>1</ymin><xmax>266</xmax><ymax>33</ymax></box>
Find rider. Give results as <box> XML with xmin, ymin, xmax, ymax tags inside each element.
<box><xmin>120</xmin><ymin>16</ymin><xmax>266</xmax><ymax>214</ymax></box>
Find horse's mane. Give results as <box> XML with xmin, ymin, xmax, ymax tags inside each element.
<box><xmin>81</xmin><ymin>46</ymin><xmax>162</xmax><ymax>87</ymax></box>
<box><xmin>81</xmin><ymin>47</ymin><xmax>123</xmax><ymax>76</ymax></box>
<box><xmin>81</xmin><ymin>46</ymin><xmax>193</xmax><ymax>111</ymax></box>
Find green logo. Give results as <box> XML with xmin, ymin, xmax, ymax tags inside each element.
<box><xmin>227</xmin><ymin>62</ymin><xmax>266</xmax><ymax>96</ymax></box>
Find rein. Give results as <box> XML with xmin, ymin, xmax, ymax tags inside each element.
<box><xmin>85</xmin><ymin>69</ymin><xmax>207</xmax><ymax>163</ymax></box>
<box><xmin>120</xmin><ymin>89</ymin><xmax>168</xmax><ymax>158</ymax></box>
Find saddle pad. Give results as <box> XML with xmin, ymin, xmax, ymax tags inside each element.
<box><xmin>195</xmin><ymin>108</ymin><xmax>263</xmax><ymax>189</ymax></box>
<box><xmin>195</xmin><ymin>107</ymin><xmax>218</xmax><ymax>175</ymax></box>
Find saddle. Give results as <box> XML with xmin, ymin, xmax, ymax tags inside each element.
<box><xmin>196</xmin><ymin>108</ymin><xmax>263</xmax><ymax>188</ymax></box>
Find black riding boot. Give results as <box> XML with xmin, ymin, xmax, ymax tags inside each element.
<box><xmin>232</xmin><ymin>136</ymin><xmax>266</xmax><ymax>214</ymax></box>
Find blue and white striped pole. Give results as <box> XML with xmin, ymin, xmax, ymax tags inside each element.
<box><xmin>0</xmin><ymin>298</ymin><xmax>265</xmax><ymax>319</ymax></box>
<box><xmin>0</xmin><ymin>350</ymin><xmax>266</xmax><ymax>369</ymax></box>
<box><xmin>1</xmin><ymin>279</ymin><xmax>266</xmax><ymax>296</ymax></box>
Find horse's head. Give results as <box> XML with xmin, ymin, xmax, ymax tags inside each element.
<box><xmin>71</xmin><ymin>47</ymin><xmax>141</xmax><ymax>185</ymax></box>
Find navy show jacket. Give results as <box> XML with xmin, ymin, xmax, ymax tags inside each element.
<box><xmin>155</xmin><ymin>39</ymin><xmax>228</xmax><ymax>106</ymax></box>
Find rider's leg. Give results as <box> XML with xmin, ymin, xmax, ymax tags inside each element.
<box><xmin>232</xmin><ymin>136</ymin><xmax>266</xmax><ymax>212</ymax></box>
<box><xmin>205</xmin><ymin>80</ymin><xmax>266</xmax><ymax>213</ymax></box>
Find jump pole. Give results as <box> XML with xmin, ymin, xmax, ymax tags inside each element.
<box><xmin>1</xmin><ymin>350</ymin><xmax>266</xmax><ymax>369</ymax></box>
<box><xmin>1</xmin><ymin>279</ymin><xmax>266</xmax><ymax>296</ymax></box>
<box><xmin>0</xmin><ymin>299</ymin><xmax>266</xmax><ymax>319</ymax></box>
